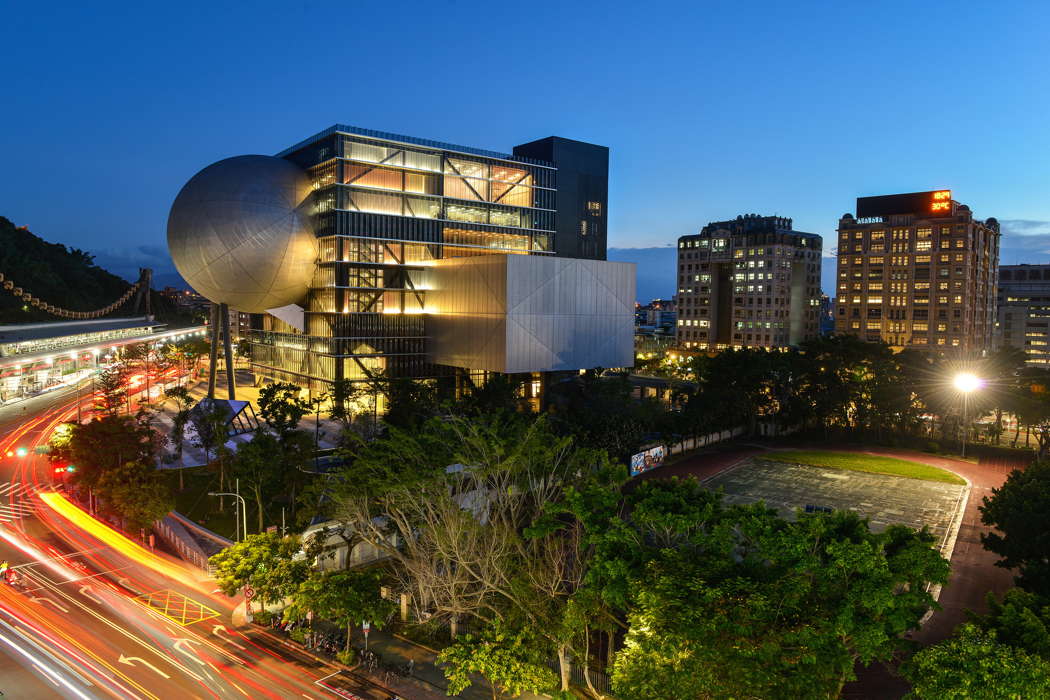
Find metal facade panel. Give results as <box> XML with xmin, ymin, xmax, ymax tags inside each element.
<box><xmin>429</xmin><ymin>255</ymin><xmax>634</xmax><ymax>373</ymax></box>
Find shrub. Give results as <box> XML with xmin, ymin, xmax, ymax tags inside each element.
<box><xmin>252</xmin><ymin>609</ymin><xmax>274</xmax><ymax>626</ymax></box>
<box><xmin>289</xmin><ymin>627</ymin><xmax>307</xmax><ymax>644</ymax></box>
<box><xmin>925</xmin><ymin>441</ymin><xmax>940</xmax><ymax>453</ymax></box>
<box><xmin>337</xmin><ymin>648</ymin><xmax>357</xmax><ymax>667</ymax></box>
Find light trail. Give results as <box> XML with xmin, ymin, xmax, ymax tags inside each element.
<box><xmin>38</xmin><ymin>492</ymin><xmax>203</xmax><ymax>590</ymax></box>
<box><xmin>0</xmin><ymin>627</ymin><xmax>95</xmax><ymax>700</ymax></box>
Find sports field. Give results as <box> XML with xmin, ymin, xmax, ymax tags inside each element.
<box><xmin>706</xmin><ymin>455</ymin><xmax>967</xmax><ymax>546</ymax></box>
<box><xmin>762</xmin><ymin>450</ymin><xmax>966</xmax><ymax>485</ymax></box>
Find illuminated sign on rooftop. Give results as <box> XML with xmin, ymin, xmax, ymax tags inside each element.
<box><xmin>856</xmin><ymin>190</ymin><xmax>953</xmax><ymax>219</ymax></box>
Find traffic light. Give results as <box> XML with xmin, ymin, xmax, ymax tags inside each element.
<box><xmin>14</xmin><ymin>447</ymin><xmax>27</xmax><ymax>458</ymax></box>
<box><xmin>65</xmin><ymin>465</ymin><xmax>75</xmax><ymax>473</ymax></box>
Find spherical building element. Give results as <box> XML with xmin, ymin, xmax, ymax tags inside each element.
<box><xmin>167</xmin><ymin>155</ymin><xmax>317</xmax><ymax>313</ymax></box>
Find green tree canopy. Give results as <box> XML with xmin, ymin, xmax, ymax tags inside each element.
<box><xmin>902</xmin><ymin>624</ymin><xmax>1050</xmax><ymax>699</ymax></box>
<box><xmin>286</xmin><ymin>568</ymin><xmax>395</xmax><ymax>652</ymax></box>
<box><xmin>49</xmin><ymin>413</ymin><xmax>161</xmax><ymax>490</ymax></box>
<box><xmin>209</xmin><ymin>532</ymin><xmax>317</xmax><ymax>607</ymax></box>
<box><xmin>95</xmin><ymin>460</ymin><xmax>173</xmax><ymax>530</ymax></box>
<box><xmin>257</xmin><ymin>382</ymin><xmax>310</xmax><ymax>438</ymax></box>
<box><xmin>437</xmin><ymin>622</ymin><xmax>559</xmax><ymax>700</ymax></box>
<box><xmin>980</xmin><ymin>460</ymin><xmax>1050</xmax><ymax>596</ymax></box>
<box><xmin>605</xmin><ymin>490</ymin><xmax>948</xmax><ymax>700</ymax></box>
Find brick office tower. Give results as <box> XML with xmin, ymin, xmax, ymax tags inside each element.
<box><xmin>834</xmin><ymin>191</ymin><xmax>999</xmax><ymax>352</ymax></box>
<box><xmin>675</xmin><ymin>214</ymin><xmax>822</xmax><ymax>351</ymax></box>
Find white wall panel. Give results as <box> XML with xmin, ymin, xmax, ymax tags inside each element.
<box><xmin>428</xmin><ymin>255</ymin><xmax>634</xmax><ymax>373</ymax></box>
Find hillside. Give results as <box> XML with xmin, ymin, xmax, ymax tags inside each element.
<box><xmin>0</xmin><ymin>216</ymin><xmax>194</xmax><ymax>325</ymax></box>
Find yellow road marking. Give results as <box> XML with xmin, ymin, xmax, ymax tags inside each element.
<box><xmin>134</xmin><ymin>589</ymin><xmax>221</xmax><ymax>627</ymax></box>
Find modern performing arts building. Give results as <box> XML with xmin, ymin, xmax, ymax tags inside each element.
<box><xmin>167</xmin><ymin>125</ymin><xmax>634</xmax><ymax>407</ymax></box>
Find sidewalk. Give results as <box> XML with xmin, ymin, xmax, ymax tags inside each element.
<box><xmin>152</xmin><ymin>368</ymin><xmax>346</xmax><ymax>468</ymax></box>
<box><xmin>241</xmin><ymin>599</ymin><xmax>551</xmax><ymax>700</ymax></box>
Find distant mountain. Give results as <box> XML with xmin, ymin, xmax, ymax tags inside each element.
<box><xmin>608</xmin><ymin>246</ymin><xmax>677</xmax><ymax>302</ymax></box>
<box><xmin>0</xmin><ymin>216</ymin><xmax>189</xmax><ymax>324</ymax></box>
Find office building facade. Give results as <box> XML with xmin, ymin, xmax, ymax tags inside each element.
<box><xmin>185</xmin><ymin>126</ymin><xmax>632</xmax><ymax>401</ymax></box>
<box><xmin>675</xmin><ymin>215</ymin><xmax>822</xmax><ymax>350</ymax></box>
<box><xmin>997</xmin><ymin>264</ymin><xmax>1050</xmax><ymax>365</ymax></box>
<box><xmin>834</xmin><ymin>191</ymin><xmax>999</xmax><ymax>352</ymax></box>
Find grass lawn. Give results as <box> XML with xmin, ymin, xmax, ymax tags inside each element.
<box><xmin>762</xmin><ymin>450</ymin><xmax>966</xmax><ymax>485</ymax></box>
<box><xmin>164</xmin><ymin>466</ymin><xmax>239</xmax><ymax>541</ymax></box>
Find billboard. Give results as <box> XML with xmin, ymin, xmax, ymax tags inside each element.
<box><xmin>629</xmin><ymin>445</ymin><xmax>667</xmax><ymax>477</ymax></box>
<box><xmin>856</xmin><ymin>190</ymin><xmax>952</xmax><ymax>219</ymax></box>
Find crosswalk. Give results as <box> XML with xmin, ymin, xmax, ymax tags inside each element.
<box><xmin>0</xmin><ymin>483</ymin><xmax>39</xmax><ymax>522</ymax></box>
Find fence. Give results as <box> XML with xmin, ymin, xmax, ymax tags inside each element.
<box><xmin>153</xmin><ymin>511</ymin><xmax>231</xmax><ymax>574</ymax></box>
<box><xmin>546</xmin><ymin>658</ymin><xmax>612</xmax><ymax>694</ymax></box>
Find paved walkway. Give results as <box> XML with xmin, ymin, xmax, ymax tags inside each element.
<box><xmin>151</xmin><ymin>368</ymin><xmax>345</xmax><ymax>468</ymax></box>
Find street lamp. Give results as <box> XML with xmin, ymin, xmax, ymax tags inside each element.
<box><xmin>208</xmin><ymin>484</ymin><xmax>247</xmax><ymax>542</ymax></box>
<box><xmin>954</xmin><ymin>372</ymin><xmax>984</xmax><ymax>458</ymax></box>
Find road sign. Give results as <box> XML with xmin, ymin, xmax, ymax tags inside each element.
<box><xmin>243</xmin><ymin>585</ymin><xmax>254</xmax><ymax>601</ymax></box>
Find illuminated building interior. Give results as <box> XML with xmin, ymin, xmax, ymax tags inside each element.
<box><xmin>996</xmin><ymin>264</ymin><xmax>1050</xmax><ymax>365</ymax></box>
<box><xmin>835</xmin><ymin>192</ymin><xmax>999</xmax><ymax>352</ymax></box>
<box><xmin>675</xmin><ymin>215</ymin><xmax>822</xmax><ymax>351</ymax></box>
<box><xmin>247</xmin><ymin>126</ymin><xmax>613</xmax><ymax>401</ymax></box>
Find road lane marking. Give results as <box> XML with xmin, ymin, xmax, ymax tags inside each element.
<box><xmin>135</xmin><ymin>589</ymin><xmax>221</xmax><ymax>626</ymax></box>
<box><xmin>173</xmin><ymin>637</ymin><xmax>207</xmax><ymax>665</ymax></box>
<box><xmin>21</xmin><ymin>569</ymin><xmax>207</xmax><ymax>685</ymax></box>
<box><xmin>79</xmin><ymin>585</ymin><xmax>104</xmax><ymax>605</ymax></box>
<box><xmin>119</xmin><ymin>654</ymin><xmax>171</xmax><ymax>679</ymax></box>
<box><xmin>212</xmin><ymin>624</ymin><xmax>246</xmax><ymax>650</ymax></box>
<box><xmin>30</xmin><ymin>595</ymin><xmax>69</xmax><ymax>613</ymax></box>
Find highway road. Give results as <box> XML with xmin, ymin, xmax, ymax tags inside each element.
<box><xmin>0</xmin><ymin>378</ymin><xmax>393</xmax><ymax>699</ymax></box>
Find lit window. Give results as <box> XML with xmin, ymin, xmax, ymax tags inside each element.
<box><xmin>587</xmin><ymin>201</ymin><xmax>602</xmax><ymax>214</ymax></box>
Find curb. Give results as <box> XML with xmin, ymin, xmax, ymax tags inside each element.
<box><xmin>392</xmin><ymin>632</ymin><xmax>442</xmax><ymax>656</ymax></box>
<box><xmin>252</xmin><ymin>625</ymin><xmax>359</xmax><ymax>673</ymax></box>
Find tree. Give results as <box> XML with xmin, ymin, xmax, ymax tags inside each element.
<box><xmin>438</xmin><ymin>622</ymin><xmax>558</xmax><ymax>700</ymax></box>
<box><xmin>372</xmin><ymin>374</ymin><xmax>439</xmax><ymax>430</ymax></box>
<box><xmin>980</xmin><ymin>460</ymin><xmax>1050</xmax><ymax>597</ymax></box>
<box><xmin>229</xmin><ymin>429</ymin><xmax>285</xmax><ymax>532</ymax></box>
<box><xmin>333</xmin><ymin>413</ymin><xmax>617</xmax><ymax>689</ymax></box>
<box><xmin>209</xmin><ymin>532</ymin><xmax>317</xmax><ymax>607</ymax></box>
<box><xmin>974</xmin><ymin>587</ymin><xmax>1050</xmax><ymax>659</ymax></box>
<box><xmin>286</xmin><ymin>569</ymin><xmax>395</xmax><ymax>652</ymax></box>
<box><xmin>95</xmin><ymin>364</ymin><xmax>128</xmax><ymax>416</ymax></box>
<box><xmin>257</xmin><ymin>382</ymin><xmax>310</xmax><ymax>438</ymax></box>
<box><xmin>49</xmin><ymin>413</ymin><xmax>161</xmax><ymax>491</ymax></box>
<box><xmin>164</xmin><ymin>386</ymin><xmax>193</xmax><ymax>478</ymax></box>
<box><xmin>327</xmin><ymin>378</ymin><xmax>359</xmax><ymax>432</ymax></box>
<box><xmin>902</xmin><ymin>624</ymin><xmax>1050</xmax><ymax>699</ymax></box>
<box><xmin>547</xmin><ymin>371</ymin><xmax>665</xmax><ymax>462</ymax></box>
<box><xmin>95</xmin><ymin>460</ymin><xmax>173</xmax><ymax>530</ymax></box>
<box><xmin>606</xmin><ymin>487</ymin><xmax>949</xmax><ymax>700</ymax></box>
<box><xmin>190</xmin><ymin>402</ymin><xmax>233</xmax><ymax>508</ymax></box>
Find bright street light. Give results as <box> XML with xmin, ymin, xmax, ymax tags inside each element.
<box><xmin>954</xmin><ymin>372</ymin><xmax>983</xmax><ymax>393</ymax></box>
<box><xmin>954</xmin><ymin>372</ymin><xmax>984</xmax><ymax>458</ymax></box>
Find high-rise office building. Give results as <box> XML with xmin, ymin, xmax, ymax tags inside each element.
<box><xmin>168</xmin><ymin>125</ymin><xmax>633</xmax><ymax>407</ymax></box>
<box><xmin>834</xmin><ymin>191</ymin><xmax>999</xmax><ymax>352</ymax></box>
<box><xmin>675</xmin><ymin>215</ymin><xmax>822</xmax><ymax>350</ymax></box>
<box><xmin>996</xmin><ymin>264</ymin><xmax>1050</xmax><ymax>365</ymax></box>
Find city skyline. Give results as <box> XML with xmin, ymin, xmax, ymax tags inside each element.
<box><xmin>3</xmin><ymin>1</ymin><xmax>1050</xmax><ymax>300</ymax></box>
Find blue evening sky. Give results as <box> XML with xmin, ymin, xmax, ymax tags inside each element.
<box><xmin>2</xmin><ymin>1</ymin><xmax>1048</xmax><ymax>298</ymax></box>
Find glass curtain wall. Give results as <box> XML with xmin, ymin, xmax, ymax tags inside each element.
<box><xmin>251</xmin><ymin>131</ymin><xmax>558</xmax><ymax>398</ymax></box>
